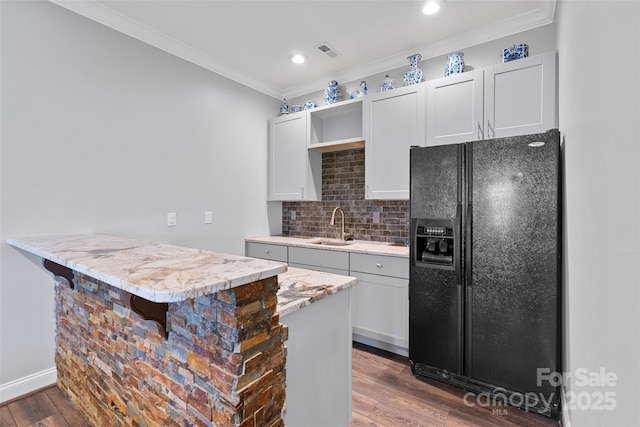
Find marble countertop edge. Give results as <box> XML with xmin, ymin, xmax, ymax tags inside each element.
<box><xmin>7</xmin><ymin>234</ymin><xmax>288</xmax><ymax>303</ymax></box>
<box><xmin>276</xmin><ymin>267</ymin><xmax>357</xmax><ymax>318</ymax></box>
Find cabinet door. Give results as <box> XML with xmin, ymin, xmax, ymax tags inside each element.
<box><xmin>351</xmin><ymin>271</ymin><xmax>409</xmax><ymax>350</ymax></box>
<box><xmin>484</xmin><ymin>52</ymin><xmax>557</xmax><ymax>138</ymax></box>
<box><xmin>268</xmin><ymin>113</ymin><xmax>321</xmax><ymax>201</ymax></box>
<box><xmin>426</xmin><ymin>70</ymin><xmax>484</xmax><ymax>146</ymax></box>
<box><xmin>364</xmin><ymin>84</ymin><xmax>426</xmax><ymax>200</ymax></box>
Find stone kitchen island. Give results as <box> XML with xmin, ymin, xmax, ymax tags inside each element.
<box><xmin>7</xmin><ymin>234</ymin><xmax>356</xmax><ymax>427</ymax></box>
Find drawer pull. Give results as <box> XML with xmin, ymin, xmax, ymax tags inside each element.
<box><xmin>376</xmin><ymin>263</ymin><xmax>383</xmax><ymax>268</ymax></box>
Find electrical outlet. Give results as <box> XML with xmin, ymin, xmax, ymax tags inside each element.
<box><xmin>290</xmin><ymin>210</ymin><xmax>296</xmax><ymax>220</ymax></box>
<box><xmin>372</xmin><ymin>211</ymin><xmax>380</xmax><ymax>224</ymax></box>
<box><xmin>167</xmin><ymin>212</ymin><xmax>177</xmax><ymax>227</ymax></box>
<box><xmin>204</xmin><ymin>211</ymin><xmax>213</xmax><ymax>224</ymax></box>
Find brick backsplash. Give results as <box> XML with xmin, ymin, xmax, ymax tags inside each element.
<box><xmin>283</xmin><ymin>148</ymin><xmax>409</xmax><ymax>244</ymax></box>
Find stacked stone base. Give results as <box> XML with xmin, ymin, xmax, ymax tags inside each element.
<box><xmin>54</xmin><ymin>273</ymin><xmax>286</xmax><ymax>426</ymax></box>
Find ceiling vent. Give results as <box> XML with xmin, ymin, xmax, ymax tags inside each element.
<box><xmin>316</xmin><ymin>42</ymin><xmax>341</xmax><ymax>58</ymax></box>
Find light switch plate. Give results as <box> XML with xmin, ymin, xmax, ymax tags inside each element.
<box><xmin>167</xmin><ymin>212</ymin><xmax>177</xmax><ymax>227</ymax></box>
<box><xmin>204</xmin><ymin>211</ymin><xmax>213</xmax><ymax>224</ymax></box>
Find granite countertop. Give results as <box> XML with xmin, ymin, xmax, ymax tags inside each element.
<box><xmin>276</xmin><ymin>267</ymin><xmax>356</xmax><ymax>317</ymax></box>
<box><xmin>7</xmin><ymin>233</ymin><xmax>287</xmax><ymax>303</ymax></box>
<box><xmin>246</xmin><ymin>235</ymin><xmax>409</xmax><ymax>258</ymax></box>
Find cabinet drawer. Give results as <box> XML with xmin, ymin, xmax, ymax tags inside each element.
<box><xmin>289</xmin><ymin>263</ymin><xmax>348</xmax><ymax>276</ymax></box>
<box><xmin>245</xmin><ymin>242</ymin><xmax>288</xmax><ymax>263</ymax></box>
<box><xmin>288</xmin><ymin>246</ymin><xmax>349</xmax><ymax>271</ymax></box>
<box><xmin>350</xmin><ymin>253</ymin><xmax>408</xmax><ymax>279</ymax></box>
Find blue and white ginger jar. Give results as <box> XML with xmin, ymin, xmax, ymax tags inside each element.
<box><xmin>502</xmin><ymin>44</ymin><xmax>529</xmax><ymax>63</ymax></box>
<box><xmin>279</xmin><ymin>98</ymin><xmax>289</xmax><ymax>115</ymax></box>
<box><xmin>350</xmin><ymin>80</ymin><xmax>369</xmax><ymax>99</ymax></box>
<box><xmin>379</xmin><ymin>75</ymin><xmax>394</xmax><ymax>92</ymax></box>
<box><xmin>303</xmin><ymin>100</ymin><xmax>317</xmax><ymax>110</ymax></box>
<box><xmin>403</xmin><ymin>53</ymin><xmax>423</xmax><ymax>86</ymax></box>
<box><xmin>445</xmin><ymin>52</ymin><xmax>464</xmax><ymax>76</ymax></box>
<box><xmin>324</xmin><ymin>80</ymin><xmax>342</xmax><ymax>105</ymax></box>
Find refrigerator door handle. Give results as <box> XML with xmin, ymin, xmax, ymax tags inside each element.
<box><xmin>465</xmin><ymin>204</ymin><xmax>473</xmax><ymax>287</ymax></box>
<box><xmin>455</xmin><ymin>205</ymin><xmax>462</xmax><ymax>285</ymax></box>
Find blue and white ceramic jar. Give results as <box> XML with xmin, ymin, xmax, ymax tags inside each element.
<box><xmin>279</xmin><ymin>98</ymin><xmax>289</xmax><ymax>115</ymax></box>
<box><xmin>445</xmin><ymin>52</ymin><xmax>464</xmax><ymax>76</ymax></box>
<box><xmin>379</xmin><ymin>75</ymin><xmax>394</xmax><ymax>92</ymax></box>
<box><xmin>324</xmin><ymin>80</ymin><xmax>342</xmax><ymax>105</ymax></box>
<box><xmin>403</xmin><ymin>53</ymin><xmax>423</xmax><ymax>86</ymax></box>
<box><xmin>303</xmin><ymin>100</ymin><xmax>317</xmax><ymax>110</ymax></box>
<box><xmin>360</xmin><ymin>80</ymin><xmax>368</xmax><ymax>95</ymax></box>
<box><xmin>502</xmin><ymin>43</ymin><xmax>529</xmax><ymax>63</ymax></box>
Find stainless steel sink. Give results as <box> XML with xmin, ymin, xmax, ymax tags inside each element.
<box><xmin>308</xmin><ymin>238</ymin><xmax>353</xmax><ymax>246</ymax></box>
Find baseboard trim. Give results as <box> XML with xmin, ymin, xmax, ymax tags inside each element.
<box><xmin>0</xmin><ymin>367</ymin><xmax>57</xmax><ymax>404</ymax></box>
<box><xmin>353</xmin><ymin>333</ymin><xmax>409</xmax><ymax>357</ymax></box>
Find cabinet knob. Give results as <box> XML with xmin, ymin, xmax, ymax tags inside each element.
<box><xmin>376</xmin><ymin>263</ymin><xmax>382</xmax><ymax>268</ymax></box>
<box><xmin>265</xmin><ymin>250</ymin><xmax>270</xmax><ymax>254</ymax></box>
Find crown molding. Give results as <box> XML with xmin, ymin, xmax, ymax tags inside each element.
<box><xmin>48</xmin><ymin>0</ymin><xmax>284</xmax><ymax>99</ymax></box>
<box><xmin>282</xmin><ymin>0</ymin><xmax>557</xmax><ymax>99</ymax></box>
<box><xmin>49</xmin><ymin>0</ymin><xmax>555</xmax><ymax>101</ymax></box>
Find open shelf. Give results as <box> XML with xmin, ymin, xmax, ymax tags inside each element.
<box><xmin>308</xmin><ymin>99</ymin><xmax>363</xmax><ymax>150</ymax></box>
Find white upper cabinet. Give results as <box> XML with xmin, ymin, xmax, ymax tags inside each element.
<box><xmin>364</xmin><ymin>84</ymin><xmax>426</xmax><ymax>200</ymax></box>
<box><xmin>484</xmin><ymin>51</ymin><xmax>557</xmax><ymax>138</ymax></box>
<box><xmin>426</xmin><ymin>70</ymin><xmax>484</xmax><ymax>146</ymax></box>
<box><xmin>267</xmin><ymin>112</ymin><xmax>321</xmax><ymax>201</ymax></box>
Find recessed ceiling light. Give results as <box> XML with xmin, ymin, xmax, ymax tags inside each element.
<box><xmin>422</xmin><ymin>0</ymin><xmax>444</xmax><ymax>15</ymax></box>
<box><xmin>290</xmin><ymin>54</ymin><xmax>307</xmax><ymax>64</ymax></box>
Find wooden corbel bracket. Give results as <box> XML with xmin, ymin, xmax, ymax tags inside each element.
<box><xmin>43</xmin><ymin>259</ymin><xmax>75</xmax><ymax>289</ymax></box>
<box><xmin>130</xmin><ymin>295</ymin><xmax>169</xmax><ymax>339</ymax></box>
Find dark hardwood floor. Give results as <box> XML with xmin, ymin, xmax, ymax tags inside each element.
<box><xmin>1</xmin><ymin>344</ymin><xmax>559</xmax><ymax>427</ymax></box>
<box><xmin>350</xmin><ymin>342</ymin><xmax>559</xmax><ymax>427</ymax></box>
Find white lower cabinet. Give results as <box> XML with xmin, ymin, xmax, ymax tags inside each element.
<box><xmin>349</xmin><ymin>253</ymin><xmax>409</xmax><ymax>356</ymax></box>
<box><xmin>245</xmin><ymin>239</ymin><xmax>410</xmax><ymax>356</ymax></box>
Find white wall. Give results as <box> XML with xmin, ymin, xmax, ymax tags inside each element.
<box><xmin>0</xmin><ymin>0</ymin><xmax>281</xmax><ymax>400</ymax></box>
<box><xmin>556</xmin><ymin>1</ymin><xmax>640</xmax><ymax>426</ymax></box>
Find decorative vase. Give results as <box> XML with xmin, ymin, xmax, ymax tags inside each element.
<box><xmin>445</xmin><ymin>52</ymin><xmax>464</xmax><ymax>76</ymax></box>
<box><xmin>303</xmin><ymin>100</ymin><xmax>317</xmax><ymax>110</ymax></box>
<box><xmin>502</xmin><ymin>43</ymin><xmax>529</xmax><ymax>63</ymax></box>
<box><xmin>324</xmin><ymin>80</ymin><xmax>342</xmax><ymax>105</ymax></box>
<box><xmin>360</xmin><ymin>80</ymin><xmax>368</xmax><ymax>95</ymax></box>
<box><xmin>403</xmin><ymin>53</ymin><xmax>423</xmax><ymax>86</ymax></box>
<box><xmin>379</xmin><ymin>75</ymin><xmax>394</xmax><ymax>92</ymax></box>
<box><xmin>279</xmin><ymin>98</ymin><xmax>289</xmax><ymax>115</ymax></box>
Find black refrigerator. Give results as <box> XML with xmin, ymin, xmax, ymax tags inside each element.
<box><xmin>409</xmin><ymin>130</ymin><xmax>561</xmax><ymax>418</ymax></box>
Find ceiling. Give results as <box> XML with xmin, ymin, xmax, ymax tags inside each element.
<box><xmin>50</xmin><ymin>0</ymin><xmax>556</xmax><ymax>100</ymax></box>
